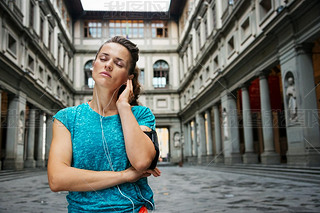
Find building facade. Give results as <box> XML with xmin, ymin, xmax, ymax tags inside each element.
<box><xmin>0</xmin><ymin>0</ymin><xmax>319</xmax><ymax>170</ymax></box>
<box><xmin>0</xmin><ymin>0</ymin><xmax>74</xmax><ymax>169</ymax></box>
<box><xmin>179</xmin><ymin>0</ymin><xmax>320</xmax><ymax>166</ymax></box>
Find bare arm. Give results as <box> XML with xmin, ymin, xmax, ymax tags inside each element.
<box><xmin>47</xmin><ymin>119</ymin><xmax>148</xmax><ymax>192</ymax></box>
<box><xmin>117</xmin><ymin>80</ymin><xmax>157</xmax><ymax>172</ymax></box>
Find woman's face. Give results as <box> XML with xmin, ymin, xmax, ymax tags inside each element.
<box><xmin>92</xmin><ymin>42</ymin><xmax>132</xmax><ymax>90</ymax></box>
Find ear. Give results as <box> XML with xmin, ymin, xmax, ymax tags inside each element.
<box><xmin>128</xmin><ymin>74</ymin><xmax>134</xmax><ymax>80</ymax></box>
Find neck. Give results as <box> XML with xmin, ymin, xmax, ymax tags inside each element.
<box><xmin>90</xmin><ymin>86</ymin><xmax>118</xmax><ymax>116</ymax></box>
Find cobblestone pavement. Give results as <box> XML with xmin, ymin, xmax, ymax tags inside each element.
<box><xmin>0</xmin><ymin>166</ymin><xmax>320</xmax><ymax>213</ymax></box>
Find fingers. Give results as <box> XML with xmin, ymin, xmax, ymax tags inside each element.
<box><xmin>145</xmin><ymin>167</ymin><xmax>161</xmax><ymax>177</ymax></box>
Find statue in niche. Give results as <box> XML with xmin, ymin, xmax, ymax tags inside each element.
<box><xmin>173</xmin><ymin>132</ymin><xmax>180</xmax><ymax>147</ymax></box>
<box><xmin>18</xmin><ymin>111</ymin><xmax>25</xmax><ymax>144</ymax></box>
<box><xmin>222</xmin><ymin>108</ymin><xmax>229</xmax><ymax>140</ymax></box>
<box><xmin>286</xmin><ymin>76</ymin><xmax>298</xmax><ymax>122</ymax></box>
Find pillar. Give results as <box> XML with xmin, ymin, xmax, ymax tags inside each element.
<box><xmin>241</xmin><ymin>86</ymin><xmax>258</xmax><ymax>164</ymax></box>
<box><xmin>259</xmin><ymin>73</ymin><xmax>280</xmax><ymax>164</ymax></box>
<box><xmin>192</xmin><ymin>119</ymin><xmax>197</xmax><ymax>160</ymax></box>
<box><xmin>183</xmin><ymin>124</ymin><xmax>189</xmax><ymax>161</ymax></box>
<box><xmin>205</xmin><ymin>109</ymin><xmax>214</xmax><ymax>156</ymax></box>
<box><xmin>196</xmin><ymin>112</ymin><xmax>206</xmax><ymax>164</ymax></box>
<box><xmin>206</xmin><ymin>3</ymin><xmax>214</xmax><ymax>34</ymax></box>
<box><xmin>221</xmin><ymin>92</ymin><xmax>241</xmax><ymax>165</ymax></box>
<box><xmin>0</xmin><ymin>89</ymin><xmax>2</xmax><ymax>170</ymax></box>
<box><xmin>24</xmin><ymin>108</ymin><xmax>36</xmax><ymax>168</ymax></box>
<box><xmin>4</xmin><ymin>92</ymin><xmax>27</xmax><ymax>170</ymax></box>
<box><xmin>45</xmin><ymin>113</ymin><xmax>53</xmax><ymax>166</ymax></box>
<box><xmin>36</xmin><ymin>112</ymin><xmax>45</xmax><ymax>167</ymax></box>
<box><xmin>213</xmin><ymin>105</ymin><xmax>223</xmax><ymax>163</ymax></box>
<box><xmin>280</xmin><ymin>43</ymin><xmax>320</xmax><ymax>166</ymax></box>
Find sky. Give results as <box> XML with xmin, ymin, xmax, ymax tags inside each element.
<box><xmin>80</xmin><ymin>0</ymin><xmax>171</xmax><ymax>12</ymax></box>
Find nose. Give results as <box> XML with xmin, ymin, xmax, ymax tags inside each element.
<box><xmin>105</xmin><ymin>60</ymin><xmax>113</xmax><ymax>71</ymax></box>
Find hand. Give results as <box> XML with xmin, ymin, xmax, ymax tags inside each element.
<box><xmin>123</xmin><ymin>167</ymin><xmax>149</xmax><ymax>183</ymax></box>
<box><xmin>122</xmin><ymin>167</ymin><xmax>161</xmax><ymax>183</ymax></box>
<box><xmin>144</xmin><ymin>167</ymin><xmax>161</xmax><ymax>177</ymax></box>
<box><xmin>116</xmin><ymin>79</ymin><xmax>134</xmax><ymax>107</ymax></box>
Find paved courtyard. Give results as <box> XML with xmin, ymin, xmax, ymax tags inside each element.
<box><xmin>0</xmin><ymin>166</ymin><xmax>319</xmax><ymax>212</ymax></box>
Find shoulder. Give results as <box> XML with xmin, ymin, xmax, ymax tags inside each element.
<box><xmin>131</xmin><ymin>105</ymin><xmax>154</xmax><ymax>117</ymax></box>
<box><xmin>131</xmin><ymin>105</ymin><xmax>156</xmax><ymax>130</ymax></box>
<box><xmin>54</xmin><ymin>103</ymin><xmax>85</xmax><ymax>117</ymax></box>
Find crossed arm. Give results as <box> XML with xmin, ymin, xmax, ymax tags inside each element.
<box><xmin>47</xmin><ymin>114</ymin><xmax>160</xmax><ymax>192</ymax></box>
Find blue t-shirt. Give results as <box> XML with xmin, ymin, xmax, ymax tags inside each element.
<box><xmin>52</xmin><ymin>102</ymin><xmax>156</xmax><ymax>213</ymax></box>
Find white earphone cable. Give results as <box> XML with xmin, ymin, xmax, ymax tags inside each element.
<box><xmin>94</xmin><ymin>81</ymin><xmax>155</xmax><ymax>212</ymax></box>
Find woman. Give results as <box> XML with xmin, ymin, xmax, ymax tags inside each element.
<box><xmin>47</xmin><ymin>36</ymin><xmax>161</xmax><ymax>213</ymax></box>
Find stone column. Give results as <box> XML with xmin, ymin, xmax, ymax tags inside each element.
<box><xmin>36</xmin><ymin>112</ymin><xmax>45</xmax><ymax>167</ymax></box>
<box><xmin>183</xmin><ymin>124</ymin><xmax>189</xmax><ymax>161</ymax></box>
<box><xmin>241</xmin><ymin>85</ymin><xmax>258</xmax><ymax>164</ymax></box>
<box><xmin>4</xmin><ymin>92</ymin><xmax>27</xmax><ymax>170</ymax></box>
<box><xmin>205</xmin><ymin>109</ymin><xmax>213</xmax><ymax>156</ymax></box>
<box><xmin>24</xmin><ymin>108</ymin><xmax>36</xmax><ymax>168</ymax></box>
<box><xmin>0</xmin><ymin>89</ymin><xmax>2</xmax><ymax>170</ymax></box>
<box><xmin>45</xmin><ymin>113</ymin><xmax>53</xmax><ymax>166</ymax></box>
<box><xmin>213</xmin><ymin>105</ymin><xmax>223</xmax><ymax>163</ymax></box>
<box><xmin>259</xmin><ymin>73</ymin><xmax>280</xmax><ymax>164</ymax></box>
<box><xmin>192</xmin><ymin>119</ymin><xmax>197</xmax><ymax>159</ymax></box>
<box><xmin>187</xmin><ymin>122</ymin><xmax>192</xmax><ymax>158</ymax></box>
<box><xmin>206</xmin><ymin>4</ymin><xmax>213</xmax><ymax>34</ymax></box>
<box><xmin>221</xmin><ymin>92</ymin><xmax>242</xmax><ymax>165</ymax></box>
<box><xmin>280</xmin><ymin>44</ymin><xmax>320</xmax><ymax>166</ymax></box>
<box><xmin>196</xmin><ymin>112</ymin><xmax>206</xmax><ymax>164</ymax></box>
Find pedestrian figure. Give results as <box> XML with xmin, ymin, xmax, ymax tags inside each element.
<box><xmin>48</xmin><ymin>36</ymin><xmax>160</xmax><ymax>213</ymax></box>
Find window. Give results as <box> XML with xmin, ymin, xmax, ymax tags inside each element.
<box><xmin>214</xmin><ymin>56</ymin><xmax>219</xmax><ymax>70</ymax></box>
<box><xmin>153</xmin><ymin>60</ymin><xmax>169</xmax><ymax>88</ymax></box>
<box><xmin>40</xmin><ymin>16</ymin><xmax>44</xmax><ymax>41</ymax></box>
<box><xmin>189</xmin><ymin>42</ymin><xmax>193</xmax><ymax>66</ymax></box>
<box><xmin>212</xmin><ymin>5</ymin><xmax>216</xmax><ymax>29</ymax></box>
<box><xmin>84</xmin><ymin>21</ymin><xmax>102</xmax><ymax>38</ymax></box>
<box><xmin>204</xmin><ymin>14</ymin><xmax>208</xmax><ymax>38</ymax></box>
<box><xmin>151</xmin><ymin>21</ymin><xmax>168</xmax><ymax>38</ymax></box>
<box><xmin>47</xmin><ymin>75</ymin><xmax>52</xmax><ymax>88</ymax></box>
<box><xmin>39</xmin><ymin>66</ymin><xmax>44</xmax><ymax>81</ymax></box>
<box><xmin>139</xmin><ymin>68</ymin><xmax>145</xmax><ymax>85</ymax></box>
<box><xmin>197</xmin><ymin>26</ymin><xmax>201</xmax><ymax>51</ymax></box>
<box><xmin>48</xmin><ymin>27</ymin><xmax>53</xmax><ymax>53</ymax></box>
<box><xmin>109</xmin><ymin>20</ymin><xmax>144</xmax><ymax>38</ymax></box>
<box><xmin>67</xmin><ymin>14</ymin><xmax>71</xmax><ymax>29</ymax></box>
<box><xmin>28</xmin><ymin>55</ymin><xmax>34</xmax><ymax>72</ymax></box>
<box><xmin>56</xmin><ymin>86</ymin><xmax>61</xmax><ymax>97</ymax></box>
<box><xmin>62</xmin><ymin>6</ymin><xmax>66</xmax><ymax>21</ymax></box>
<box><xmin>57</xmin><ymin>0</ymin><xmax>61</xmax><ymax>8</ymax></box>
<box><xmin>8</xmin><ymin>33</ymin><xmax>17</xmax><ymax>55</ymax></box>
<box><xmin>259</xmin><ymin>0</ymin><xmax>272</xmax><ymax>20</ymax></box>
<box><xmin>228</xmin><ymin>36</ymin><xmax>235</xmax><ymax>56</ymax></box>
<box><xmin>57</xmin><ymin>43</ymin><xmax>61</xmax><ymax>66</ymax></box>
<box><xmin>84</xmin><ymin>60</ymin><xmax>94</xmax><ymax>88</ymax></box>
<box><xmin>241</xmin><ymin>17</ymin><xmax>250</xmax><ymax>42</ymax></box>
<box><xmin>29</xmin><ymin>1</ymin><xmax>34</xmax><ymax>29</ymax></box>
<box><xmin>206</xmin><ymin>66</ymin><xmax>210</xmax><ymax>78</ymax></box>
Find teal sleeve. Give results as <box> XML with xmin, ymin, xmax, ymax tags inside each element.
<box><xmin>52</xmin><ymin>108</ymin><xmax>72</xmax><ymax>133</ymax></box>
<box><xmin>133</xmin><ymin>106</ymin><xmax>156</xmax><ymax>130</ymax></box>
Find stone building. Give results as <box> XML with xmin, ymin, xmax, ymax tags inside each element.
<box><xmin>179</xmin><ymin>0</ymin><xmax>320</xmax><ymax>167</ymax></box>
<box><xmin>0</xmin><ymin>0</ymin><xmax>319</xmax><ymax>170</ymax></box>
<box><xmin>0</xmin><ymin>0</ymin><xmax>74</xmax><ymax>169</ymax></box>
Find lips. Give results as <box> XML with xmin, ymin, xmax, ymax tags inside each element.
<box><xmin>100</xmin><ymin>71</ymin><xmax>112</xmax><ymax>78</ymax></box>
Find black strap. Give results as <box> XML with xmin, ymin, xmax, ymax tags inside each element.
<box><xmin>144</xmin><ymin>130</ymin><xmax>159</xmax><ymax>170</ymax></box>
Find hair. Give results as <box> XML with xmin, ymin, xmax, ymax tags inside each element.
<box><xmin>95</xmin><ymin>36</ymin><xmax>141</xmax><ymax>106</ymax></box>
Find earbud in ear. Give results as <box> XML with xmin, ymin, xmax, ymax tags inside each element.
<box><xmin>128</xmin><ymin>74</ymin><xmax>134</xmax><ymax>80</ymax></box>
